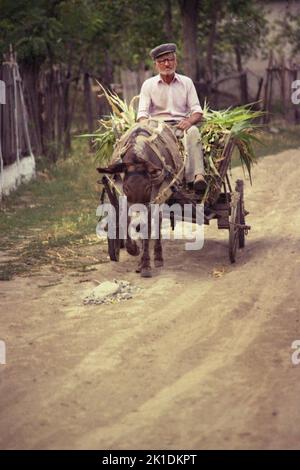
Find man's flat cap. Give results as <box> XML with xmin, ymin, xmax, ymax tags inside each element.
<box><xmin>150</xmin><ymin>43</ymin><xmax>177</xmax><ymax>60</ymax></box>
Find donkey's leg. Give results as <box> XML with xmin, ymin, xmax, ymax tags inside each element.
<box><xmin>126</xmin><ymin>215</ymin><xmax>140</xmax><ymax>256</ymax></box>
<box><xmin>140</xmin><ymin>207</ymin><xmax>152</xmax><ymax>278</ymax></box>
<box><xmin>154</xmin><ymin>212</ymin><xmax>163</xmax><ymax>268</ymax></box>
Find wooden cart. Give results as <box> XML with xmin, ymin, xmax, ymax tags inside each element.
<box><xmin>99</xmin><ymin>136</ymin><xmax>250</xmax><ymax>264</ymax></box>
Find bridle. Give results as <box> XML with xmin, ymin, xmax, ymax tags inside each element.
<box><xmin>122</xmin><ymin>141</ymin><xmax>163</xmax><ymax>185</ymax></box>
<box><xmin>126</xmin><ymin>169</ymin><xmax>149</xmax><ymax>178</ymax></box>
<box><xmin>118</xmin><ymin>125</ymin><xmax>187</xmax><ymax>203</ymax></box>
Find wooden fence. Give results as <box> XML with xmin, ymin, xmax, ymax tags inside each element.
<box><xmin>0</xmin><ymin>49</ymin><xmax>33</xmax><ymax>168</ymax></box>
<box><xmin>0</xmin><ymin>48</ymin><xmax>34</xmax><ymax>198</ymax></box>
<box><xmin>262</xmin><ymin>53</ymin><xmax>300</xmax><ymax>123</ymax></box>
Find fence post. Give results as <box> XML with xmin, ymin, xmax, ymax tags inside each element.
<box><xmin>16</xmin><ymin>64</ymin><xmax>34</xmax><ymax>159</ymax></box>
<box><xmin>0</xmin><ymin>78</ymin><xmax>5</xmax><ymax>199</ymax></box>
<box><xmin>11</xmin><ymin>45</ymin><xmax>21</xmax><ymax>184</ymax></box>
<box><xmin>263</xmin><ymin>52</ymin><xmax>273</xmax><ymax>123</ymax></box>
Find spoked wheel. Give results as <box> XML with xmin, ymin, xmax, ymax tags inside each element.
<box><xmin>236</xmin><ymin>179</ymin><xmax>245</xmax><ymax>248</ymax></box>
<box><xmin>229</xmin><ymin>179</ymin><xmax>247</xmax><ymax>263</ymax></box>
<box><xmin>100</xmin><ymin>177</ymin><xmax>125</xmax><ymax>262</ymax></box>
<box><xmin>107</xmin><ymin>191</ymin><xmax>123</xmax><ymax>261</ymax></box>
<box><xmin>229</xmin><ymin>190</ymin><xmax>240</xmax><ymax>263</ymax></box>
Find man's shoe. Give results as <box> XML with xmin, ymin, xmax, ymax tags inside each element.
<box><xmin>194</xmin><ymin>174</ymin><xmax>207</xmax><ymax>193</ymax></box>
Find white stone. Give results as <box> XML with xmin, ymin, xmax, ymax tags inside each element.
<box><xmin>90</xmin><ymin>281</ymin><xmax>120</xmax><ymax>300</ymax></box>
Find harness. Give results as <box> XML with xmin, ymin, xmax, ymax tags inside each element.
<box><xmin>111</xmin><ymin>120</ymin><xmax>186</xmax><ymax>204</ymax></box>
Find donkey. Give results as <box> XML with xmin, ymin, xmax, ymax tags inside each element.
<box><xmin>97</xmin><ymin>122</ymin><xmax>184</xmax><ymax>277</ymax></box>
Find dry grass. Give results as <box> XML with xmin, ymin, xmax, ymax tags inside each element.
<box><xmin>0</xmin><ymin>141</ymin><xmax>108</xmax><ymax>280</ymax></box>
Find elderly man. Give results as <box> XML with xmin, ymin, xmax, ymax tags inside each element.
<box><xmin>137</xmin><ymin>43</ymin><xmax>206</xmax><ymax>191</ymax></box>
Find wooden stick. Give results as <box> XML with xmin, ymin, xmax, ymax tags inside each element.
<box><xmin>11</xmin><ymin>45</ymin><xmax>21</xmax><ymax>181</ymax></box>
<box><xmin>16</xmin><ymin>63</ymin><xmax>34</xmax><ymax>158</ymax></box>
<box><xmin>280</xmin><ymin>55</ymin><xmax>286</xmax><ymax>117</ymax></box>
<box><xmin>263</xmin><ymin>52</ymin><xmax>273</xmax><ymax>123</ymax></box>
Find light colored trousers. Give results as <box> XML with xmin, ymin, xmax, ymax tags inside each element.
<box><xmin>175</xmin><ymin>125</ymin><xmax>205</xmax><ymax>183</ymax></box>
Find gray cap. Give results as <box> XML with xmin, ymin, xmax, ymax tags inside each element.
<box><xmin>150</xmin><ymin>43</ymin><xmax>177</xmax><ymax>61</ymax></box>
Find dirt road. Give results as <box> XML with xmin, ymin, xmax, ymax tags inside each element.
<box><xmin>0</xmin><ymin>148</ymin><xmax>300</xmax><ymax>450</ymax></box>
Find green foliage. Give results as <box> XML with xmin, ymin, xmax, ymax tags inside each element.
<box><xmin>79</xmin><ymin>82</ymin><xmax>138</xmax><ymax>164</ymax></box>
<box><xmin>0</xmin><ymin>0</ymin><xmax>111</xmax><ymax>68</ymax></box>
<box><xmin>274</xmin><ymin>11</ymin><xmax>300</xmax><ymax>55</ymax></box>
<box><xmin>0</xmin><ymin>0</ymin><xmax>272</xmax><ymax>78</ymax></box>
<box><xmin>197</xmin><ymin>0</ymin><xmax>268</xmax><ymax>76</ymax></box>
<box><xmin>222</xmin><ymin>0</ymin><xmax>268</xmax><ymax>60</ymax></box>
<box><xmin>201</xmin><ymin>102</ymin><xmax>264</xmax><ymax>183</ymax></box>
<box><xmin>0</xmin><ymin>0</ymin><xmax>60</xmax><ymax>63</ymax></box>
<box><xmin>0</xmin><ymin>144</ymin><xmax>107</xmax><ymax>279</ymax></box>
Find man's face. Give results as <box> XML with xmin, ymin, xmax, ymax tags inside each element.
<box><xmin>155</xmin><ymin>53</ymin><xmax>177</xmax><ymax>76</ymax></box>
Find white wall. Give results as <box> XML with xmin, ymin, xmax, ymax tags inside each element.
<box><xmin>0</xmin><ymin>155</ymin><xmax>36</xmax><ymax>198</ymax></box>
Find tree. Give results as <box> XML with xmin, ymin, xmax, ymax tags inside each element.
<box><xmin>0</xmin><ymin>0</ymin><xmax>272</xmax><ymax>160</ymax></box>
<box><xmin>178</xmin><ymin>0</ymin><xmax>200</xmax><ymax>81</ymax></box>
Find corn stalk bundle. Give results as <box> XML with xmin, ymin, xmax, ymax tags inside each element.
<box><xmin>201</xmin><ymin>102</ymin><xmax>263</xmax><ymax>185</ymax></box>
<box><xmin>80</xmin><ymin>81</ymin><xmax>138</xmax><ymax>165</ymax></box>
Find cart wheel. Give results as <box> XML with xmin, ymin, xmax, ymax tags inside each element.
<box><xmin>229</xmin><ymin>191</ymin><xmax>241</xmax><ymax>263</ymax></box>
<box><xmin>236</xmin><ymin>179</ymin><xmax>245</xmax><ymax>248</ymax></box>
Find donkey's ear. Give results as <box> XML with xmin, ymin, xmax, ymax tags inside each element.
<box><xmin>97</xmin><ymin>162</ymin><xmax>127</xmax><ymax>174</ymax></box>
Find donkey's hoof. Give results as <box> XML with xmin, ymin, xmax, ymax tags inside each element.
<box><xmin>141</xmin><ymin>267</ymin><xmax>152</xmax><ymax>278</ymax></box>
<box><xmin>154</xmin><ymin>259</ymin><xmax>164</xmax><ymax>268</ymax></box>
<box><xmin>135</xmin><ymin>264</ymin><xmax>142</xmax><ymax>273</ymax></box>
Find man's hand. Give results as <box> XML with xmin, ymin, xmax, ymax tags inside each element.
<box><xmin>177</xmin><ymin>112</ymin><xmax>203</xmax><ymax>131</ymax></box>
<box><xmin>176</xmin><ymin>118</ymin><xmax>192</xmax><ymax>131</ymax></box>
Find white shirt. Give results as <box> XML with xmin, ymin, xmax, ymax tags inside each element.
<box><xmin>137</xmin><ymin>73</ymin><xmax>202</xmax><ymax>121</ymax></box>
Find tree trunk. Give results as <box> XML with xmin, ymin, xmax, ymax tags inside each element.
<box><xmin>205</xmin><ymin>2</ymin><xmax>220</xmax><ymax>91</ymax></box>
<box><xmin>21</xmin><ymin>62</ymin><xmax>43</xmax><ymax>156</ymax></box>
<box><xmin>263</xmin><ymin>52</ymin><xmax>273</xmax><ymax>123</ymax></box>
<box><xmin>62</xmin><ymin>69</ymin><xmax>71</xmax><ymax>157</ymax></box>
<box><xmin>235</xmin><ymin>46</ymin><xmax>248</xmax><ymax>104</ymax></box>
<box><xmin>84</xmin><ymin>72</ymin><xmax>94</xmax><ymax>150</ymax></box>
<box><xmin>280</xmin><ymin>55</ymin><xmax>287</xmax><ymax>118</ymax></box>
<box><xmin>64</xmin><ymin>72</ymin><xmax>81</xmax><ymax>156</ymax></box>
<box><xmin>178</xmin><ymin>0</ymin><xmax>200</xmax><ymax>81</ymax></box>
<box><xmin>104</xmin><ymin>51</ymin><xmax>114</xmax><ymax>88</ymax></box>
<box><xmin>164</xmin><ymin>0</ymin><xmax>173</xmax><ymax>41</ymax></box>
<box><xmin>44</xmin><ymin>66</ymin><xmax>57</xmax><ymax>161</ymax></box>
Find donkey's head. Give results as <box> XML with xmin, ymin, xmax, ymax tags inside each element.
<box><xmin>97</xmin><ymin>146</ymin><xmax>161</xmax><ymax>204</ymax></box>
